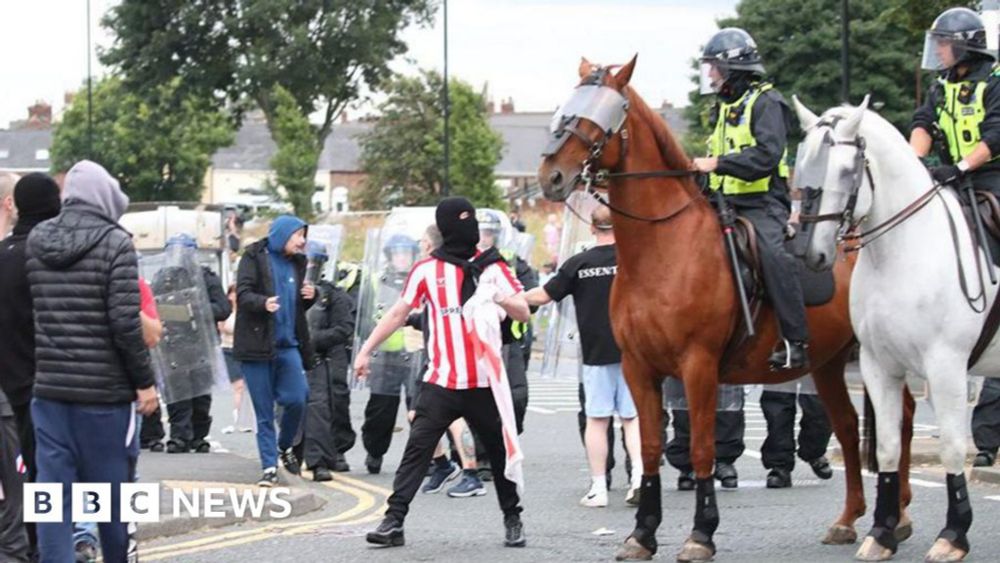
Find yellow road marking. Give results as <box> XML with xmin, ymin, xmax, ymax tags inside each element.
<box><xmin>141</xmin><ymin>474</ymin><xmax>389</xmax><ymax>560</ymax></box>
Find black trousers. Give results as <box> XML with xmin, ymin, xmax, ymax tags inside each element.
<box><xmin>739</xmin><ymin>202</ymin><xmax>809</xmax><ymax>342</ymax></box>
<box><xmin>167</xmin><ymin>394</ymin><xmax>213</xmax><ymax>447</ymax></box>
<box><xmin>760</xmin><ymin>390</ymin><xmax>832</xmax><ymax>470</ymax></box>
<box><xmin>665</xmin><ymin>407</ymin><xmax>746</xmax><ymax>471</ymax></box>
<box><xmin>503</xmin><ymin>344</ymin><xmax>529</xmax><ymax>435</ymax></box>
<box><xmin>0</xmin><ymin>413</ymin><xmax>28</xmax><ymax>563</ymax></box>
<box><xmin>973</xmin><ymin>378</ymin><xmax>1000</xmax><ymax>454</ymax></box>
<box><xmin>304</xmin><ymin>359</ymin><xmax>357</xmax><ymax>468</ymax></box>
<box><xmin>140</xmin><ymin>407</ymin><xmax>165</xmax><ymax>447</ymax></box>
<box><xmin>364</xmin><ymin>393</ymin><xmax>415</xmax><ymax>458</ymax></box>
<box><xmin>330</xmin><ymin>364</ymin><xmax>356</xmax><ymax>454</ymax></box>
<box><xmin>385</xmin><ymin>384</ymin><xmax>522</xmax><ymax>522</ymax></box>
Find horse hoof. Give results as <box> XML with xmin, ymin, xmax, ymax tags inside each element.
<box><xmin>615</xmin><ymin>537</ymin><xmax>653</xmax><ymax>561</ymax></box>
<box><xmin>924</xmin><ymin>538</ymin><xmax>967</xmax><ymax>563</ymax></box>
<box><xmin>855</xmin><ymin>536</ymin><xmax>894</xmax><ymax>561</ymax></box>
<box><xmin>676</xmin><ymin>538</ymin><xmax>715</xmax><ymax>562</ymax></box>
<box><xmin>822</xmin><ymin>524</ymin><xmax>858</xmax><ymax>545</ymax></box>
<box><xmin>894</xmin><ymin>517</ymin><xmax>913</xmax><ymax>544</ymax></box>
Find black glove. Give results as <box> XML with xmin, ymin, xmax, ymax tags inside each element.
<box><xmin>930</xmin><ymin>164</ymin><xmax>963</xmax><ymax>185</ymax></box>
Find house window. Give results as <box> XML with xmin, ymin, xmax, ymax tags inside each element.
<box><xmin>35</xmin><ymin>149</ymin><xmax>49</xmax><ymax>160</ymax></box>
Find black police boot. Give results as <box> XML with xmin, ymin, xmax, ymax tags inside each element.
<box><xmin>769</xmin><ymin>339</ymin><xmax>809</xmax><ymax>371</ymax></box>
<box><xmin>973</xmin><ymin>450</ymin><xmax>996</xmax><ymax>467</ymax></box>
<box><xmin>366</xmin><ymin>454</ymin><xmax>383</xmax><ymax>475</ymax></box>
<box><xmin>677</xmin><ymin>471</ymin><xmax>696</xmax><ymax>491</ymax></box>
<box><xmin>714</xmin><ymin>462</ymin><xmax>738</xmax><ymax>489</ymax></box>
<box><xmin>808</xmin><ymin>456</ymin><xmax>834</xmax><ymax>480</ymax></box>
<box><xmin>766</xmin><ymin>468</ymin><xmax>792</xmax><ymax>489</ymax></box>
<box><xmin>366</xmin><ymin>516</ymin><xmax>405</xmax><ymax>547</ymax></box>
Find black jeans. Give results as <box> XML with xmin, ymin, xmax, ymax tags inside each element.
<box><xmin>304</xmin><ymin>359</ymin><xmax>356</xmax><ymax>468</ymax></box>
<box><xmin>385</xmin><ymin>384</ymin><xmax>522</xmax><ymax>522</ymax></box>
<box><xmin>665</xmin><ymin>408</ymin><xmax>746</xmax><ymax>471</ymax></box>
<box><xmin>167</xmin><ymin>394</ymin><xmax>213</xmax><ymax>447</ymax></box>
<box><xmin>760</xmin><ymin>390</ymin><xmax>832</xmax><ymax>470</ymax></box>
<box><xmin>973</xmin><ymin>377</ymin><xmax>1000</xmax><ymax>454</ymax></box>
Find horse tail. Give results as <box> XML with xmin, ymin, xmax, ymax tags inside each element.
<box><xmin>862</xmin><ymin>387</ymin><xmax>879</xmax><ymax>473</ymax></box>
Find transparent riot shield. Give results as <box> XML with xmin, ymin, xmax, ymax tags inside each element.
<box><xmin>539</xmin><ymin>191</ymin><xmax>602</xmax><ymax>379</ymax></box>
<box><xmin>351</xmin><ymin>208</ymin><xmax>436</xmax><ymax>394</ymax></box>
<box><xmin>512</xmin><ymin>232</ymin><xmax>536</xmax><ymax>263</ymax></box>
<box><xmin>763</xmin><ymin>374</ymin><xmax>819</xmax><ymax>395</ymax></box>
<box><xmin>149</xmin><ymin>244</ymin><xmax>227</xmax><ymax>404</ymax></box>
<box><xmin>663</xmin><ymin>377</ymin><xmax>745</xmax><ymax>411</ymax></box>
<box><xmin>308</xmin><ymin>224</ymin><xmax>344</xmax><ymax>282</ymax></box>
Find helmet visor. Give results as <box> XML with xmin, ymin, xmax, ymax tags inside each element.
<box><xmin>922</xmin><ymin>32</ymin><xmax>963</xmax><ymax>71</ymax></box>
<box><xmin>699</xmin><ymin>61</ymin><xmax>727</xmax><ymax>95</ymax></box>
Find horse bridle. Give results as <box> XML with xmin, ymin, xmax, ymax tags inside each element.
<box><xmin>544</xmin><ymin>69</ymin><xmax>699</xmax><ymax>224</ymax></box>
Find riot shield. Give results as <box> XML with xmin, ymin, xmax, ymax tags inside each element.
<box><xmin>663</xmin><ymin>377</ymin><xmax>745</xmax><ymax>411</ymax></box>
<box><xmin>308</xmin><ymin>224</ymin><xmax>344</xmax><ymax>282</ymax></box>
<box><xmin>540</xmin><ymin>191</ymin><xmax>601</xmax><ymax>379</ymax></box>
<box><xmin>149</xmin><ymin>244</ymin><xmax>227</xmax><ymax>404</ymax></box>
<box><xmin>512</xmin><ymin>232</ymin><xmax>536</xmax><ymax>263</ymax></box>
<box><xmin>351</xmin><ymin>208</ymin><xmax>436</xmax><ymax>395</ymax></box>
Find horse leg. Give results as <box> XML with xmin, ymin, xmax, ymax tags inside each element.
<box><xmin>810</xmin><ymin>348</ymin><xmax>865</xmax><ymax>545</ymax></box>
<box><xmin>676</xmin><ymin>360</ymin><xmax>719</xmax><ymax>563</ymax></box>
<box><xmin>855</xmin><ymin>347</ymin><xmax>906</xmax><ymax>562</ymax></box>
<box><xmin>923</xmin><ymin>360</ymin><xmax>972</xmax><ymax>563</ymax></box>
<box><xmin>896</xmin><ymin>387</ymin><xmax>917</xmax><ymax>544</ymax></box>
<box><xmin>616</xmin><ymin>357</ymin><xmax>662</xmax><ymax>562</ymax></box>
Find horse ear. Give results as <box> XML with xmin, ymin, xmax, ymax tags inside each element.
<box><xmin>842</xmin><ymin>94</ymin><xmax>871</xmax><ymax>137</ymax></box>
<box><xmin>613</xmin><ymin>54</ymin><xmax>638</xmax><ymax>89</ymax></box>
<box><xmin>578</xmin><ymin>57</ymin><xmax>595</xmax><ymax>78</ymax></box>
<box><xmin>792</xmin><ymin>95</ymin><xmax>819</xmax><ymax>131</ymax></box>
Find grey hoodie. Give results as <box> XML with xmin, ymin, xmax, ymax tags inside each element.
<box><xmin>62</xmin><ymin>160</ymin><xmax>129</xmax><ymax>221</ymax></box>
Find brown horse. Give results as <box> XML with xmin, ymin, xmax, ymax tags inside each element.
<box><xmin>537</xmin><ymin>56</ymin><xmax>914</xmax><ymax>562</ymax></box>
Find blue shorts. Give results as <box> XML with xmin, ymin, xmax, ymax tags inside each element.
<box><xmin>582</xmin><ymin>363</ymin><xmax>637</xmax><ymax>418</ymax></box>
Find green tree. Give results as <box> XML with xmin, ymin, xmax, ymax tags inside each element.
<box><xmin>358</xmin><ymin>71</ymin><xmax>504</xmax><ymax>209</ymax></box>
<box><xmin>682</xmin><ymin>0</ymin><xmax>970</xmax><ymax>151</ymax></box>
<box><xmin>101</xmin><ymin>0</ymin><xmax>435</xmax><ymax>217</ymax></box>
<box><xmin>268</xmin><ymin>85</ymin><xmax>322</xmax><ymax>220</ymax></box>
<box><xmin>50</xmin><ymin>77</ymin><xmax>234</xmax><ymax>201</ymax></box>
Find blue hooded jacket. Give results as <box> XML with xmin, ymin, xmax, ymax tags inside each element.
<box><xmin>267</xmin><ymin>215</ymin><xmax>307</xmax><ymax>347</ymax></box>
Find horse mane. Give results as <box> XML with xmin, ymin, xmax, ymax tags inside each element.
<box><xmin>622</xmin><ymin>86</ymin><xmax>693</xmax><ymax>174</ymax></box>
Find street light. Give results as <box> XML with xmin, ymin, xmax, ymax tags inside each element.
<box><xmin>87</xmin><ymin>0</ymin><xmax>94</xmax><ymax>159</ymax></box>
<box><xmin>840</xmin><ymin>0</ymin><xmax>850</xmax><ymax>104</ymax></box>
<box><xmin>442</xmin><ymin>0</ymin><xmax>450</xmax><ymax>197</ymax></box>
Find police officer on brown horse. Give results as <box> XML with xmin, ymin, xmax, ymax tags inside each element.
<box><xmin>691</xmin><ymin>27</ymin><xmax>809</xmax><ymax>370</ymax></box>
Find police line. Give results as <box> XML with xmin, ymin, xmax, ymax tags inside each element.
<box><xmin>22</xmin><ymin>483</ymin><xmax>293</xmax><ymax>523</ymax></box>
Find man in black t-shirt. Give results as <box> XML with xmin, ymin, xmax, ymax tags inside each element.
<box><xmin>525</xmin><ymin>206</ymin><xmax>643</xmax><ymax>508</ymax></box>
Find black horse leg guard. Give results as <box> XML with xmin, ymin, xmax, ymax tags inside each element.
<box><xmin>691</xmin><ymin>477</ymin><xmax>719</xmax><ymax>550</ymax></box>
<box><xmin>868</xmin><ymin>472</ymin><xmax>900</xmax><ymax>553</ymax></box>
<box><xmin>630</xmin><ymin>474</ymin><xmax>662</xmax><ymax>553</ymax></box>
<box><xmin>937</xmin><ymin>472</ymin><xmax>972</xmax><ymax>554</ymax></box>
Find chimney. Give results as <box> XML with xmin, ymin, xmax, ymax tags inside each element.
<box><xmin>486</xmin><ymin>99</ymin><xmax>496</xmax><ymax>114</ymax></box>
<box><xmin>660</xmin><ymin>100</ymin><xmax>674</xmax><ymax>109</ymax></box>
<box><xmin>500</xmin><ymin>97</ymin><xmax>515</xmax><ymax>114</ymax></box>
<box><xmin>64</xmin><ymin>91</ymin><xmax>76</xmax><ymax>106</ymax></box>
<box><xmin>26</xmin><ymin>101</ymin><xmax>52</xmax><ymax>129</ymax></box>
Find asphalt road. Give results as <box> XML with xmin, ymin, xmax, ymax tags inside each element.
<box><xmin>139</xmin><ymin>375</ymin><xmax>1000</xmax><ymax>562</ymax></box>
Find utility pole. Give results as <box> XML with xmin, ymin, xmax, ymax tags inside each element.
<box><xmin>87</xmin><ymin>0</ymin><xmax>94</xmax><ymax>159</ymax></box>
<box><xmin>840</xmin><ymin>0</ymin><xmax>850</xmax><ymax>104</ymax></box>
<box><xmin>442</xmin><ymin>0</ymin><xmax>450</xmax><ymax>197</ymax></box>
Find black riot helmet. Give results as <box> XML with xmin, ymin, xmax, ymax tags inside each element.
<box><xmin>922</xmin><ymin>7</ymin><xmax>996</xmax><ymax>71</ymax></box>
<box><xmin>699</xmin><ymin>28</ymin><xmax>765</xmax><ymax>95</ymax></box>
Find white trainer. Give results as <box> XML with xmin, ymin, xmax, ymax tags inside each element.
<box><xmin>579</xmin><ymin>488</ymin><xmax>608</xmax><ymax>508</ymax></box>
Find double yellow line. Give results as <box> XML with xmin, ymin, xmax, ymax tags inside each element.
<box><xmin>140</xmin><ymin>473</ymin><xmax>391</xmax><ymax>561</ymax></box>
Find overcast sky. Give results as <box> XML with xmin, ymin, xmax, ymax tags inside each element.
<box><xmin>0</xmin><ymin>0</ymin><xmax>738</xmax><ymax>128</ymax></box>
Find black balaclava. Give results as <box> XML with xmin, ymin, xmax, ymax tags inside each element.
<box><xmin>719</xmin><ymin>71</ymin><xmax>758</xmax><ymax>103</ymax></box>
<box><xmin>12</xmin><ymin>173</ymin><xmax>61</xmax><ymax>236</ymax></box>
<box><xmin>432</xmin><ymin>196</ymin><xmax>503</xmax><ymax>304</ymax></box>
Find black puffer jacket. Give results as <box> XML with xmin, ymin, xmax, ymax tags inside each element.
<box><xmin>26</xmin><ymin>201</ymin><xmax>155</xmax><ymax>403</ymax></box>
<box><xmin>234</xmin><ymin>238</ymin><xmax>315</xmax><ymax>366</ymax></box>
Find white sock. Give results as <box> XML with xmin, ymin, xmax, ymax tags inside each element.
<box><xmin>590</xmin><ymin>475</ymin><xmax>607</xmax><ymax>493</ymax></box>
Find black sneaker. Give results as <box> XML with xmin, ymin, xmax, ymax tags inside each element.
<box><xmin>257</xmin><ymin>467</ymin><xmax>278</xmax><ymax>488</ymax></box>
<box><xmin>166</xmin><ymin>440</ymin><xmax>188</xmax><ymax>454</ymax></box>
<box><xmin>280</xmin><ymin>448</ymin><xmax>301</xmax><ymax>475</ymax></box>
<box><xmin>366</xmin><ymin>516</ymin><xmax>405</xmax><ymax>547</ymax></box>
<box><xmin>422</xmin><ymin>460</ymin><xmax>461</xmax><ymax>494</ymax></box>
<box><xmin>504</xmin><ymin>514</ymin><xmax>526</xmax><ymax>548</ymax></box>
<box><xmin>766</xmin><ymin>468</ymin><xmax>792</xmax><ymax>489</ymax></box>
<box><xmin>332</xmin><ymin>454</ymin><xmax>351</xmax><ymax>473</ymax></box>
<box><xmin>714</xmin><ymin>462</ymin><xmax>738</xmax><ymax>489</ymax></box>
<box><xmin>192</xmin><ymin>440</ymin><xmax>211</xmax><ymax>453</ymax></box>
<box><xmin>366</xmin><ymin>454</ymin><xmax>383</xmax><ymax>474</ymax></box>
<box><xmin>974</xmin><ymin>450</ymin><xmax>996</xmax><ymax>467</ymax></box>
<box><xmin>677</xmin><ymin>471</ymin><xmax>696</xmax><ymax>491</ymax></box>
<box><xmin>313</xmin><ymin>466</ymin><xmax>333</xmax><ymax>482</ymax></box>
<box><xmin>768</xmin><ymin>339</ymin><xmax>809</xmax><ymax>370</ymax></box>
<box><xmin>808</xmin><ymin>456</ymin><xmax>834</xmax><ymax>479</ymax></box>
<box><xmin>148</xmin><ymin>441</ymin><xmax>165</xmax><ymax>453</ymax></box>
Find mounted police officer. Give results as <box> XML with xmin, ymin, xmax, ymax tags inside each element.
<box><xmin>911</xmin><ymin>7</ymin><xmax>1000</xmax><ymax>193</ymax></box>
<box><xmin>910</xmin><ymin>7</ymin><xmax>1000</xmax><ymax>469</ymax></box>
<box><xmin>691</xmin><ymin>27</ymin><xmax>809</xmax><ymax>370</ymax></box>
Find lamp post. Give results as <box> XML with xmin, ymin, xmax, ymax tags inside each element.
<box><xmin>442</xmin><ymin>0</ymin><xmax>450</xmax><ymax>197</ymax></box>
<box><xmin>840</xmin><ymin>0</ymin><xmax>850</xmax><ymax>104</ymax></box>
<box><xmin>87</xmin><ymin>0</ymin><xmax>94</xmax><ymax>159</ymax></box>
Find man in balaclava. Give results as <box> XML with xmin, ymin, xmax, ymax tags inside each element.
<box><xmin>234</xmin><ymin>215</ymin><xmax>316</xmax><ymax>487</ymax></box>
<box><xmin>354</xmin><ymin>197</ymin><xmax>531</xmax><ymax>550</ymax></box>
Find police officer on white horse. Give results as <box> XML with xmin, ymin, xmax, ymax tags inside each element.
<box><xmin>691</xmin><ymin>27</ymin><xmax>809</xmax><ymax>370</ymax></box>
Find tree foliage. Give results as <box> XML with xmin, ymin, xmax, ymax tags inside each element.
<box><xmin>50</xmin><ymin>77</ymin><xmax>234</xmax><ymax>202</ymax></box>
<box><xmin>358</xmin><ymin>71</ymin><xmax>504</xmax><ymax>209</ymax></box>
<box><xmin>682</xmin><ymin>0</ymin><xmax>975</xmax><ymax>153</ymax></box>
<box><xmin>268</xmin><ymin>85</ymin><xmax>322</xmax><ymax>220</ymax></box>
<box><xmin>101</xmin><ymin>0</ymin><xmax>435</xmax><ymax>214</ymax></box>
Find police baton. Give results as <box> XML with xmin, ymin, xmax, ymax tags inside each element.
<box><xmin>711</xmin><ymin>189</ymin><xmax>756</xmax><ymax>337</ymax></box>
<box><xmin>962</xmin><ymin>177</ymin><xmax>998</xmax><ymax>285</ymax></box>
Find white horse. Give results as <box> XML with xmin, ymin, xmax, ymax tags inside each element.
<box><xmin>794</xmin><ymin>96</ymin><xmax>1000</xmax><ymax>562</ymax></box>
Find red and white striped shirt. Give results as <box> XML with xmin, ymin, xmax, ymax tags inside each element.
<box><xmin>401</xmin><ymin>257</ymin><xmax>523</xmax><ymax>390</ymax></box>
